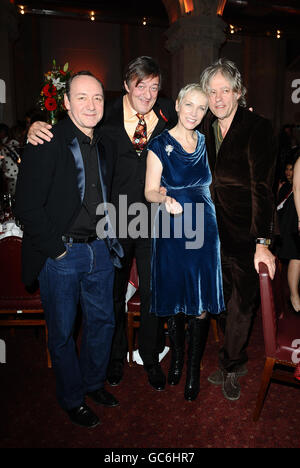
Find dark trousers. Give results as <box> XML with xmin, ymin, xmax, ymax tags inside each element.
<box><xmin>110</xmin><ymin>237</ymin><xmax>165</xmax><ymax>368</ymax></box>
<box><xmin>218</xmin><ymin>250</ymin><xmax>259</xmax><ymax>372</ymax></box>
<box><xmin>39</xmin><ymin>239</ymin><xmax>115</xmax><ymax>410</ymax></box>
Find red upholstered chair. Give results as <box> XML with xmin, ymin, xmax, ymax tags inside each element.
<box><xmin>0</xmin><ymin>236</ymin><xmax>51</xmax><ymax>368</ymax></box>
<box><xmin>253</xmin><ymin>261</ymin><xmax>300</xmax><ymax>421</ymax></box>
<box><xmin>126</xmin><ymin>258</ymin><xmax>219</xmax><ymax>367</ymax></box>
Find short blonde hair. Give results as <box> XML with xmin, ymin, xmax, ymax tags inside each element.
<box><xmin>177</xmin><ymin>83</ymin><xmax>208</xmax><ymax>109</ymax></box>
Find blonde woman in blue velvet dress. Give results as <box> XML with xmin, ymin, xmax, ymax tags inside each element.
<box><xmin>145</xmin><ymin>84</ymin><xmax>224</xmax><ymax>401</ymax></box>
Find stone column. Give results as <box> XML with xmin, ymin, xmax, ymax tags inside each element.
<box><xmin>165</xmin><ymin>14</ymin><xmax>226</xmax><ymax>98</ymax></box>
<box><xmin>0</xmin><ymin>0</ymin><xmax>19</xmax><ymax>125</ymax></box>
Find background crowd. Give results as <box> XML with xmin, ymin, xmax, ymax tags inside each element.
<box><xmin>0</xmin><ymin>110</ymin><xmax>44</xmax><ymax>196</ymax></box>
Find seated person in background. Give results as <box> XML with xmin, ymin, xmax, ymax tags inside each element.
<box><xmin>0</xmin><ymin>123</ymin><xmax>11</xmax><ymax>194</ymax></box>
<box><xmin>1</xmin><ymin>124</ymin><xmax>25</xmax><ymax>195</ymax></box>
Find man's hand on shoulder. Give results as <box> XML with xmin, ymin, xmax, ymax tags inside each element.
<box><xmin>27</xmin><ymin>121</ymin><xmax>54</xmax><ymax>146</ymax></box>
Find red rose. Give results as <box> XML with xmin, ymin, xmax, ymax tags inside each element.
<box><xmin>42</xmin><ymin>84</ymin><xmax>51</xmax><ymax>96</ymax></box>
<box><xmin>44</xmin><ymin>97</ymin><xmax>57</xmax><ymax>111</ymax></box>
<box><xmin>43</xmin><ymin>83</ymin><xmax>57</xmax><ymax>97</ymax></box>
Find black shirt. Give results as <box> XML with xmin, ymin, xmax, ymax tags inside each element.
<box><xmin>66</xmin><ymin>123</ymin><xmax>104</xmax><ymax>238</ymax></box>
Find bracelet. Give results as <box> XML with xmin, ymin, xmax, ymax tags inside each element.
<box><xmin>256</xmin><ymin>238</ymin><xmax>271</xmax><ymax>246</ymax></box>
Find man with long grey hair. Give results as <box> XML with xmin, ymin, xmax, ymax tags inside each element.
<box><xmin>199</xmin><ymin>58</ymin><xmax>276</xmax><ymax>401</ymax></box>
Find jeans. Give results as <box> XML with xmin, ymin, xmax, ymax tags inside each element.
<box><xmin>39</xmin><ymin>239</ymin><xmax>115</xmax><ymax>410</ymax></box>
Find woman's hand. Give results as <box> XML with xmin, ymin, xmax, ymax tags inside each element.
<box><xmin>165</xmin><ymin>196</ymin><xmax>183</xmax><ymax>215</ymax></box>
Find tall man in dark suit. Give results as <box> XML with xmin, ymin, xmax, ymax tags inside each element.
<box><xmin>199</xmin><ymin>58</ymin><xmax>277</xmax><ymax>401</ymax></box>
<box><xmin>27</xmin><ymin>57</ymin><xmax>178</xmax><ymax>391</ymax></box>
<box><xmin>103</xmin><ymin>57</ymin><xmax>177</xmax><ymax>390</ymax></box>
<box><xmin>15</xmin><ymin>71</ymin><xmax>123</xmax><ymax>428</ymax></box>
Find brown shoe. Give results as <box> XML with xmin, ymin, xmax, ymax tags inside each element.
<box><xmin>208</xmin><ymin>365</ymin><xmax>248</xmax><ymax>386</ymax></box>
<box><xmin>222</xmin><ymin>372</ymin><xmax>241</xmax><ymax>401</ymax></box>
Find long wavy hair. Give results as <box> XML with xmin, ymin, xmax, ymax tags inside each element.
<box><xmin>200</xmin><ymin>58</ymin><xmax>247</xmax><ymax>107</ymax></box>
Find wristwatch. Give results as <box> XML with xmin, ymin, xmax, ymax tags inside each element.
<box><xmin>256</xmin><ymin>238</ymin><xmax>271</xmax><ymax>246</ymax></box>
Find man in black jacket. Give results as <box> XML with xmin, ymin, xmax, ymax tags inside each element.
<box><xmin>27</xmin><ymin>57</ymin><xmax>178</xmax><ymax>391</ymax></box>
<box><xmin>15</xmin><ymin>71</ymin><xmax>123</xmax><ymax>428</ymax></box>
<box><xmin>199</xmin><ymin>58</ymin><xmax>276</xmax><ymax>401</ymax></box>
<box><xmin>103</xmin><ymin>57</ymin><xmax>177</xmax><ymax>390</ymax></box>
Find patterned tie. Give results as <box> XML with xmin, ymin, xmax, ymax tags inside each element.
<box><xmin>132</xmin><ymin>113</ymin><xmax>147</xmax><ymax>155</ymax></box>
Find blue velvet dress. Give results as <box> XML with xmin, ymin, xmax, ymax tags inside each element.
<box><xmin>148</xmin><ymin>129</ymin><xmax>224</xmax><ymax>317</ymax></box>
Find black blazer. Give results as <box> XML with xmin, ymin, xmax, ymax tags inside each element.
<box><xmin>15</xmin><ymin>116</ymin><xmax>118</xmax><ymax>286</ymax></box>
<box><xmin>201</xmin><ymin>106</ymin><xmax>277</xmax><ymax>255</ymax></box>
<box><xmin>102</xmin><ymin>95</ymin><xmax>177</xmax><ymax>209</ymax></box>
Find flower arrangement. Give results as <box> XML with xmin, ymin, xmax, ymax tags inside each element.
<box><xmin>38</xmin><ymin>59</ymin><xmax>71</xmax><ymax>124</ymax></box>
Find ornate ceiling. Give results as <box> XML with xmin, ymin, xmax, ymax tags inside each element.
<box><xmin>14</xmin><ymin>0</ymin><xmax>300</xmax><ymax>36</ymax></box>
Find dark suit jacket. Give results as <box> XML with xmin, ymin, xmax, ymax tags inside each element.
<box><xmin>15</xmin><ymin>116</ymin><xmax>118</xmax><ymax>286</ymax></box>
<box><xmin>201</xmin><ymin>106</ymin><xmax>277</xmax><ymax>256</ymax></box>
<box><xmin>102</xmin><ymin>95</ymin><xmax>177</xmax><ymax>211</ymax></box>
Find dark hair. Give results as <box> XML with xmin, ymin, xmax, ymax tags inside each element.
<box><xmin>65</xmin><ymin>71</ymin><xmax>104</xmax><ymax>99</ymax></box>
<box><xmin>123</xmin><ymin>56</ymin><xmax>161</xmax><ymax>89</ymax></box>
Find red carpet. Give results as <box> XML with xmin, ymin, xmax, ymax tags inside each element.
<box><xmin>0</xmin><ymin>310</ymin><xmax>299</xmax><ymax>449</ymax></box>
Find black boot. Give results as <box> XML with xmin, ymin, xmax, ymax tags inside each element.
<box><xmin>184</xmin><ymin>315</ymin><xmax>210</xmax><ymax>401</ymax></box>
<box><xmin>167</xmin><ymin>313</ymin><xmax>186</xmax><ymax>385</ymax></box>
